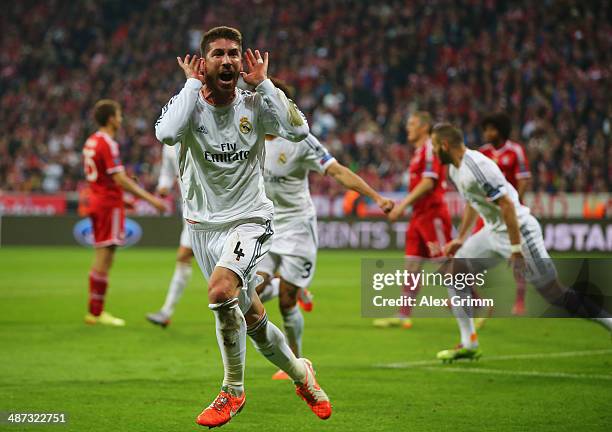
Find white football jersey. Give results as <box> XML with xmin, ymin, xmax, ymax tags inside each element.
<box><xmin>264</xmin><ymin>134</ymin><xmax>336</xmax><ymax>224</ymax></box>
<box><xmin>158</xmin><ymin>144</ymin><xmax>178</xmax><ymax>190</ymax></box>
<box><xmin>449</xmin><ymin>149</ymin><xmax>530</xmax><ymax>232</ymax></box>
<box><xmin>155</xmin><ymin>78</ymin><xmax>309</xmax><ymax>227</ymax></box>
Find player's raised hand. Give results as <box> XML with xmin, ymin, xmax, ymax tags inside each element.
<box><xmin>241</xmin><ymin>49</ymin><xmax>268</xmax><ymax>86</ymax></box>
<box><xmin>177</xmin><ymin>54</ymin><xmax>205</xmax><ymax>83</ymax></box>
<box><xmin>444</xmin><ymin>238</ymin><xmax>464</xmax><ymax>257</ymax></box>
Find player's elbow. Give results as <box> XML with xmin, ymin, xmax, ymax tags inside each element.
<box><xmin>325</xmin><ymin>162</ymin><xmax>344</xmax><ymax>180</ymax></box>
<box><xmin>290</xmin><ymin>130</ymin><xmax>309</xmax><ymax>143</ymax></box>
<box><xmin>287</xmin><ymin>123</ymin><xmax>309</xmax><ymax>142</ymax></box>
<box><xmin>296</xmin><ymin>124</ymin><xmax>309</xmax><ymax>141</ymax></box>
<box><xmin>498</xmin><ymin>197</ymin><xmax>517</xmax><ymax>219</ymax></box>
<box><xmin>155</xmin><ymin>126</ymin><xmax>178</xmax><ymax>146</ymax></box>
<box><xmin>156</xmin><ymin>133</ymin><xmax>178</xmax><ymax>146</ymax></box>
<box><xmin>111</xmin><ymin>171</ymin><xmax>128</xmax><ymax>188</ymax></box>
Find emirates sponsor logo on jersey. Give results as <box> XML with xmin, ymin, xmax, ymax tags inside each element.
<box><xmin>204</xmin><ymin>142</ymin><xmax>249</xmax><ymax>163</ymax></box>
<box><xmin>263</xmin><ymin>168</ymin><xmax>287</xmax><ymax>183</ymax></box>
<box><xmin>204</xmin><ymin>150</ymin><xmax>250</xmax><ymax>163</ymax></box>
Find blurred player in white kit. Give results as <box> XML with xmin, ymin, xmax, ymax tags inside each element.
<box><xmin>430</xmin><ymin>123</ymin><xmax>612</xmax><ymax>363</ymax></box>
<box><xmin>146</xmin><ymin>144</ymin><xmax>194</xmax><ymax>328</ymax></box>
<box><xmin>255</xmin><ymin>79</ymin><xmax>394</xmax><ymax>380</ymax></box>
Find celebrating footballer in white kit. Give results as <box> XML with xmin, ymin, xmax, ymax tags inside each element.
<box><xmin>430</xmin><ymin>123</ymin><xmax>612</xmax><ymax>363</ymax></box>
<box><xmin>255</xmin><ymin>80</ymin><xmax>394</xmax><ymax>380</ymax></box>
<box><xmin>146</xmin><ymin>144</ymin><xmax>194</xmax><ymax>328</ymax></box>
<box><xmin>154</xmin><ymin>26</ymin><xmax>332</xmax><ymax>428</ymax></box>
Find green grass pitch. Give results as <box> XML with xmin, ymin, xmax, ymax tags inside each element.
<box><xmin>1</xmin><ymin>247</ymin><xmax>611</xmax><ymax>431</ymax></box>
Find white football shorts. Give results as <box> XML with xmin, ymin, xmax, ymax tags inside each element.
<box><xmin>456</xmin><ymin>214</ymin><xmax>557</xmax><ymax>286</ymax></box>
<box><xmin>189</xmin><ymin>218</ymin><xmax>274</xmax><ymax>313</ymax></box>
<box><xmin>258</xmin><ymin>217</ymin><xmax>318</xmax><ymax>288</ymax></box>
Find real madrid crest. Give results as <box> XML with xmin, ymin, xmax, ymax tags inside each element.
<box><xmin>278</xmin><ymin>153</ymin><xmax>287</xmax><ymax>164</ymax></box>
<box><xmin>239</xmin><ymin>116</ymin><xmax>252</xmax><ymax>134</ymax></box>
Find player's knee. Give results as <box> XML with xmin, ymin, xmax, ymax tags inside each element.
<box><xmin>208</xmin><ymin>278</ymin><xmax>237</xmax><ymax>304</ymax></box>
<box><xmin>279</xmin><ymin>296</ymin><xmax>297</xmax><ymax>312</ymax></box>
<box><xmin>279</xmin><ymin>281</ymin><xmax>299</xmax><ymax>311</ymax></box>
<box><xmin>176</xmin><ymin>246</ymin><xmax>192</xmax><ymax>263</ymax></box>
<box><xmin>98</xmin><ymin>256</ymin><xmax>114</xmax><ymax>273</ymax></box>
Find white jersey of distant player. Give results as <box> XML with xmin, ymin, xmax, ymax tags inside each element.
<box><xmin>158</xmin><ymin>144</ymin><xmax>192</xmax><ymax>249</ymax></box>
<box><xmin>449</xmin><ymin>149</ymin><xmax>530</xmax><ymax>232</ymax></box>
<box><xmin>158</xmin><ymin>144</ymin><xmax>178</xmax><ymax>191</ymax></box>
<box><xmin>451</xmin><ymin>149</ymin><xmax>556</xmax><ymax>284</ymax></box>
<box><xmin>264</xmin><ymin>134</ymin><xmax>336</xmax><ymax>225</ymax></box>
<box><xmin>155</xmin><ymin>78</ymin><xmax>309</xmax><ymax>227</ymax></box>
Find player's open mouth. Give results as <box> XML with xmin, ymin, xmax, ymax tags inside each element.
<box><xmin>218</xmin><ymin>71</ymin><xmax>234</xmax><ymax>84</ymax></box>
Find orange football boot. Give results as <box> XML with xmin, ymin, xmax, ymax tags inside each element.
<box><xmin>297</xmin><ymin>288</ymin><xmax>314</xmax><ymax>312</ymax></box>
<box><xmin>295</xmin><ymin>359</ymin><xmax>332</xmax><ymax>420</ymax></box>
<box><xmin>196</xmin><ymin>390</ymin><xmax>246</xmax><ymax>428</ymax></box>
<box><xmin>271</xmin><ymin>370</ymin><xmax>290</xmax><ymax>380</ymax></box>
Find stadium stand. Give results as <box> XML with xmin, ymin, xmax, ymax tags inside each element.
<box><xmin>1</xmin><ymin>0</ymin><xmax>610</xmax><ymax>196</ymax></box>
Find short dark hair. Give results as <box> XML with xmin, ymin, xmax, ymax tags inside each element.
<box><xmin>270</xmin><ymin>77</ymin><xmax>294</xmax><ymax>100</ymax></box>
<box><xmin>432</xmin><ymin>123</ymin><xmax>464</xmax><ymax>148</ymax></box>
<box><xmin>93</xmin><ymin>99</ymin><xmax>120</xmax><ymax>127</ymax></box>
<box><xmin>200</xmin><ymin>26</ymin><xmax>243</xmax><ymax>56</ymax></box>
<box><xmin>481</xmin><ymin>112</ymin><xmax>511</xmax><ymax>141</ymax></box>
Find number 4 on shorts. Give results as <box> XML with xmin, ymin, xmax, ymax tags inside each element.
<box><xmin>234</xmin><ymin>241</ymin><xmax>245</xmax><ymax>261</ymax></box>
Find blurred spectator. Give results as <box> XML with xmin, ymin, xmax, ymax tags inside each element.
<box><xmin>1</xmin><ymin>0</ymin><xmax>610</xmax><ymax>197</ymax></box>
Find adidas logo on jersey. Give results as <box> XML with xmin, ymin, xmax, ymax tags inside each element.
<box><xmin>196</xmin><ymin>125</ymin><xmax>208</xmax><ymax>134</ymax></box>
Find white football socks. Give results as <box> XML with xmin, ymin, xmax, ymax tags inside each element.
<box><xmin>209</xmin><ymin>298</ymin><xmax>246</xmax><ymax>396</ymax></box>
<box><xmin>258</xmin><ymin>277</ymin><xmax>280</xmax><ymax>303</ymax></box>
<box><xmin>161</xmin><ymin>261</ymin><xmax>192</xmax><ymax>316</ymax></box>
<box><xmin>247</xmin><ymin>312</ymin><xmax>306</xmax><ymax>382</ymax></box>
<box><xmin>282</xmin><ymin>306</ymin><xmax>304</xmax><ymax>357</ymax></box>
<box><xmin>447</xmin><ymin>286</ymin><xmax>477</xmax><ymax>348</ymax></box>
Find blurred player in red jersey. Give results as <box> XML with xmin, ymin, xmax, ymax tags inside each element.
<box><xmin>478</xmin><ymin>112</ymin><xmax>531</xmax><ymax>316</ymax></box>
<box><xmin>380</xmin><ymin>112</ymin><xmax>452</xmax><ymax>329</ymax></box>
<box><xmin>83</xmin><ymin>99</ymin><xmax>166</xmax><ymax>326</ymax></box>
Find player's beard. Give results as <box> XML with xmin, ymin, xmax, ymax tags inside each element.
<box><xmin>438</xmin><ymin>148</ymin><xmax>453</xmax><ymax>165</ymax></box>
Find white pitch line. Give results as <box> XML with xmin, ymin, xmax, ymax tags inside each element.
<box><xmin>375</xmin><ymin>349</ymin><xmax>612</xmax><ymax>369</ymax></box>
<box><xmin>421</xmin><ymin>366</ymin><xmax>612</xmax><ymax>381</ymax></box>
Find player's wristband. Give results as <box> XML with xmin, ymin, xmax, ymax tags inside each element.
<box><xmin>510</xmin><ymin>244</ymin><xmax>522</xmax><ymax>254</ymax></box>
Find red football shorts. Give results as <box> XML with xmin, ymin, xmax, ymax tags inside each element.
<box><xmin>90</xmin><ymin>206</ymin><xmax>125</xmax><ymax>247</ymax></box>
<box><xmin>405</xmin><ymin>211</ymin><xmax>452</xmax><ymax>258</ymax></box>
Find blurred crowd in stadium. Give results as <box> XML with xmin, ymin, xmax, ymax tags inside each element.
<box><xmin>1</xmin><ymin>0</ymin><xmax>610</xmax><ymax>198</ymax></box>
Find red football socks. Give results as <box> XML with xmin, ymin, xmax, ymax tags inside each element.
<box><xmin>88</xmin><ymin>271</ymin><xmax>108</xmax><ymax>316</ymax></box>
